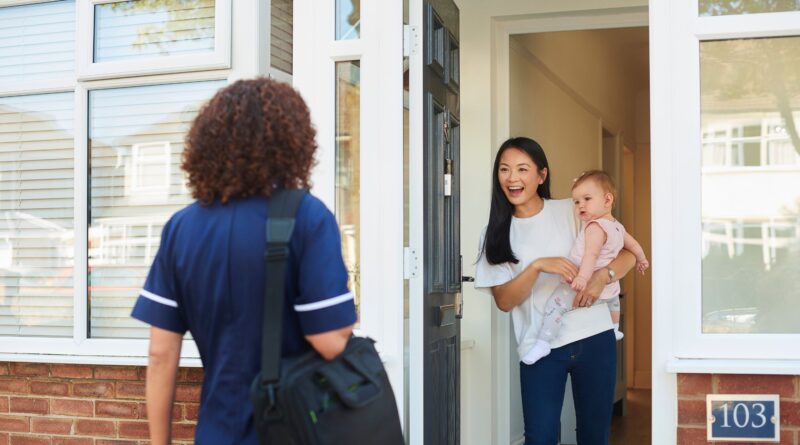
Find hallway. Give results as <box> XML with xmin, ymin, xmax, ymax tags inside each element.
<box><xmin>610</xmin><ymin>389</ymin><xmax>652</xmax><ymax>445</ymax></box>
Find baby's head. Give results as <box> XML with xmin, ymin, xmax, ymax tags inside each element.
<box><xmin>571</xmin><ymin>170</ymin><xmax>616</xmax><ymax>222</ymax></box>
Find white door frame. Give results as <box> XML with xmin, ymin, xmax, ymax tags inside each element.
<box><xmin>292</xmin><ymin>0</ymin><xmax>406</xmax><ymax>426</ymax></box>
<box><xmin>487</xmin><ymin>7</ymin><xmax>660</xmax><ymax>444</ymax></box>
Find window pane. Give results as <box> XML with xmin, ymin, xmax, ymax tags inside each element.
<box><xmin>88</xmin><ymin>80</ymin><xmax>225</xmax><ymax>339</ymax></box>
<box><xmin>701</xmin><ymin>37</ymin><xmax>800</xmax><ymax>333</ymax></box>
<box><xmin>271</xmin><ymin>0</ymin><xmax>292</xmax><ymax>74</ymax></box>
<box><xmin>335</xmin><ymin>0</ymin><xmax>360</xmax><ymax>40</ymax></box>
<box><xmin>0</xmin><ymin>1</ymin><xmax>75</xmax><ymax>84</ymax></box>
<box><xmin>335</xmin><ymin>61</ymin><xmax>360</xmax><ymax>321</ymax></box>
<box><xmin>94</xmin><ymin>0</ymin><xmax>215</xmax><ymax>63</ymax></box>
<box><xmin>700</xmin><ymin>0</ymin><xmax>800</xmax><ymax>16</ymax></box>
<box><xmin>0</xmin><ymin>93</ymin><xmax>74</xmax><ymax>337</ymax></box>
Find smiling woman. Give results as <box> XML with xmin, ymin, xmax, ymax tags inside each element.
<box><xmin>476</xmin><ymin>136</ymin><xmax>635</xmax><ymax>444</ymax></box>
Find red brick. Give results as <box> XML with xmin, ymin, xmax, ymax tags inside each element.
<box><xmin>677</xmin><ymin>426</ymin><xmax>706</xmax><ymax>444</ymax></box>
<box><xmin>677</xmin><ymin>374</ymin><xmax>712</xmax><ymax>397</ymax></box>
<box><xmin>118</xmin><ymin>421</ymin><xmax>149</xmax><ymax>438</ymax></box>
<box><xmin>0</xmin><ymin>432</ymin><xmax>7</xmax><ymax>445</ymax></box>
<box><xmin>9</xmin><ymin>364</ymin><xmax>48</xmax><ymax>377</ymax></box>
<box><xmin>96</xmin><ymin>440</ymin><xmax>137</xmax><ymax>445</ymax></box>
<box><xmin>184</xmin><ymin>403</ymin><xmax>199</xmax><ymax>421</ymax></box>
<box><xmin>29</xmin><ymin>381</ymin><xmax>68</xmax><ymax>397</ymax></box>
<box><xmin>96</xmin><ymin>401</ymin><xmax>138</xmax><ymax>418</ymax></box>
<box><xmin>0</xmin><ymin>396</ymin><xmax>8</xmax><ymax>412</ymax></box>
<box><xmin>0</xmin><ymin>363</ymin><xmax>9</xmax><ymax>376</ymax></box>
<box><xmin>49</xmin><ymin>365</ymin><xmax>92</xmax><ymax>380</ymax></box>
<box><xmin>0</xmin><ymin>380</ymin><xmax>28</xmax><ymax>394</ymax></box>
<box><xmin>174</xmin><ymin>385</ymin><xmax>201</xmax><ymax>402</ymax></box>
<box><xmin>0</xmin><ymin>416</ymin><xmax>29</xmax><ymax>433</ymax></box>
<box><xmin>171</xmin><ymin>423</ymin><xmax>196</xmax><ymax>440</ymax></box>
<box><xmin>73</xmin><ymin>382</ymin><xmax>114</xmax><ymax>398</ymax></box>
<box><xmin>115</xmin><ymin>382</ymin><xmax>144</xmax><ymax>400</ymax></box>
<box><xmin>717</xmin><ymin>374</ymin><xmax>796</xmax><ymax>398</ymax></box>
<box><xmin>74</xmin><ymin>419</ymin><xmax>115</xmax><ymax>437</ymax></box>
<box><xmin>782</xmin><ymin>400</ymin><xmax>800</xmax><ymax>427</ymax></box>
<box><xmin>52</xmin><ymin>439</ymin><xmax>92</xmax><ymax>445</ymax></box>
<box><xmin>9</xmin><ymin>436</ymin><xmax>50</xmax><ymax>445</ymax></box>
<box><xmin>94</xmin><ymin>366</ymin><xmax>139</xmax><ymax>381</ymax></box>
<box><xmin>10</xmin><ymin>398</ymin><xmax>48</xmax><ymax>415</ymax></box>
<box><xmin>678</xmin><ymin>399</ymin><xmax>706</xmax><ymax>425</ymax></box>
<box><xmin>138</xmin><ymin>402</ymin><xmax>180</xmax><ymax>420</ymax></box>
<box><xmin>50</xmin><ymin>399</ymin><xmax>93</xmax><ymax>417</ymax></box>
<box><xmin>31</xmin><ymin>418</ymin><xmax>72</xmax><ymax>435</ymax></box>
<box><xmin>183</xmin><ymin>368</ymin><xmax>204</xmax><ymax>383</ymax></box>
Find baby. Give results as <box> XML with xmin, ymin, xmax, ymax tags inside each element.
<box><xmin>522</xmin><ymin>170</ymin><xmax>648</xmax><ymax>365</ymax></box>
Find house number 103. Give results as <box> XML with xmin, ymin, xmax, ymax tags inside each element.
<box><xmin>719</xmin><ymin>402</ymin><xmax>768</xmax><ymax>428</ymax></box>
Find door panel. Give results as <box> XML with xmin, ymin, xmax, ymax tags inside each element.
<box><xmin>422</xmin><ymin>0</ymin><xmax>460</xmax><ymax>443</ymax></box>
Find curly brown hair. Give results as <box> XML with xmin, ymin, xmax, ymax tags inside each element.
<box><xmin>182</xmin><ymin>77</ymin><xmax>317</xmax><ymax>205</ymax></box>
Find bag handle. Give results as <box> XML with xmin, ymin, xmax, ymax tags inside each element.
<box><xmin>260</xmin><ymin>189</ymin><xmax>306</xmax><ymax>385</ymax></box>
<box><xmin>317</xmin><ymin>344</ymin><xmax>384</xmax><ymax>409</ymax></box>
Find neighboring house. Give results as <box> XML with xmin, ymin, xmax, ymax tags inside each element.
<box><xmin>1</xmin><ymin>1</ymin><xmax>799</xmax><ymax>445</ymax></box>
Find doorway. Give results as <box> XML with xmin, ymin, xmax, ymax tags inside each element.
<box><xmin>505</xmin><ymin>25</ymin><xmax>652</xmax><ymax>445</ymax></box>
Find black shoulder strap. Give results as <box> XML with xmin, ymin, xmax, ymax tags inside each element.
<box><xmin>261</xmin><ymin>188</ymin><xmax>306</xmax><ymax>383</ymax></box>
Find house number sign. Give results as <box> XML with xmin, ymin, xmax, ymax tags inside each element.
<box><xmin>707</xmin><ymin>394</ymin><xmax>780</xmax><ymax>442</ymax></box>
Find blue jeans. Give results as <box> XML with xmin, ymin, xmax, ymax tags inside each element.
<box><xmin>520</xmin><ymin>329</ymin><xmax>616</xmax><ymax>445</ymax></box>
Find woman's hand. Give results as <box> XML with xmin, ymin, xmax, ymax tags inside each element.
<box><xmin>531</xmin><ymin>257</ymin><xmax>578</xmax><ymax>284</ymax></box>
<box><xmin>573</xmin><ymin>250</ymin><xmax>636</xmax><ymax>309</ymax></box>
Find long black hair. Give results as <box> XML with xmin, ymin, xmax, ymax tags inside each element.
<box><xmin>482</xmin><ymin>137</ymin><xmax>552</xmax><ymax>265</ymax></box>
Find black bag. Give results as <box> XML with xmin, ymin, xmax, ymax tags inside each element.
<box><xmin>250</xmin><ymin>189</ymin><xmax>404</xmax><ymax>445</ymax></box>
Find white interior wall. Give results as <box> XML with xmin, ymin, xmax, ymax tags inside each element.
<box><xmin>458</xmin><ymin>2</ymin><xmax>648</xmax><ymax>444</ymax></box>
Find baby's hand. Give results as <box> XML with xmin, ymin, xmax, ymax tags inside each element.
<box><xmin>571</xmin><ymin>276</ymin><xmax>587</xmax><ymax>292</ymax></box>
<box><xmin>636</xmin><ymin>259</ymin><xmax>649</xmax><ymax>274</ymax></box>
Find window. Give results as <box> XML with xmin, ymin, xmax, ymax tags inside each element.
<box><xmin>0</xmin><ymin>1</ymin><xmax>75</xmax><ymax>85</ymax></box>
<box><xmin>335</xmin><ymin>0</ymin><xmax>360</xmax><ymax>40</ymax></box>
<box><xmin>699</xmin><ymin>0</ymin><xmax>800</xmax><ymax>16</ymax></box>
<box><xmin>88</xmin><ymin>81</ymin><xmax>225</xmax><ymax>339</ymax></box>
<box><xmin>335</xmin><ymin>61</ymin><xmax>361</xmax><ymax>321</ymax></box>
<box><xmin>78</xmin><ymin>0</ymin><xmax>231</xmax><ymax>80</ymax></box>
<box><xmin>700</xmin><ymin>36</ymin><xmax>800</xmax><ymax>335</ymax></box>
<box><xmin>0</xmin><ymin>92</ymin><xmax>75</xmax><ymax>337</ymax></box>
<box><xmin>667</xmin><ymin>1</ymin><xmax>800</xmax><ymax>359</ymax></box>
<box><xmin>0</xmin><ymin>0</ymin><xmax>251</xmax><ymax>361</ymax></box>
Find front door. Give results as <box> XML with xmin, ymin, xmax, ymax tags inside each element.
<box><xmin>421</xmin><ymin>0</ymin><xmax>461</xmax><ymax>443</ymax></box>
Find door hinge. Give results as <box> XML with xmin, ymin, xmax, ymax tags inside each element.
<box><xmin>403</xmin><ymin>25</ymin><xmax>420</xmax><ymax>57</ymax></box>
<box><xmin>403</xmin><ymin>247</ymin><xmax>419</xmax><ymax>279</ymax></box>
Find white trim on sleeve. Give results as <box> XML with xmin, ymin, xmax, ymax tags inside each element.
<box><xmin>140</xmin><ymin>289</ymin><xmax>178</xmax><ymax>308</ymax></box>
<box><xmin>294</xmin><ymin>291</ymin><xmax>354</xmax><ymax>312</ymax></box>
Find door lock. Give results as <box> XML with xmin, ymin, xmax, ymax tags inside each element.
<box><xmin>455</xmin><ymin>292</ymin><xmax>463</xmax><ymax>319</ymax></box>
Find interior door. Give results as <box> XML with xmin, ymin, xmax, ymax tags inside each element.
<box><xmin>422</xmin><ymin>0</ymin><xmax>460</xmax><ymax>443</ymax></box>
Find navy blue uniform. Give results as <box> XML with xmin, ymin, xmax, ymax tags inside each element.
<box><xmin>131</xmin><ymin>194</ymin><xmax>356</xmax><ymax>445</ymax></box>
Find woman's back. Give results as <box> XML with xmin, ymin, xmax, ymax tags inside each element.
<box><xmin>132</xmin><ymin>193</ymin><xmax>355</xmax><ymax>444</ymax></box>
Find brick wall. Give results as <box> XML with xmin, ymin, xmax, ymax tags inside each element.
<box><xmin>677</xmin><ymin>373</ymin><xmax>800</xmax><ymax>445</ymax></box>
<box><xmin>0</xmin><ymin>362</ymin><xmax>202</xmax><ymax>445</ymax></box>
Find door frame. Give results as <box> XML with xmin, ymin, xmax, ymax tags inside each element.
<box><xmin>486</xmin><ymin>6</ymin><xmax>655</xmax><ymax>444</ymax></box>
<box><xmin>293</xmin><ymin>0</ymin><xmax>406</xmax><ymax>426</ymax></box>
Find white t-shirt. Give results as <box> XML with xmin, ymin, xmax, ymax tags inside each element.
<box><xmin>475</xmin><ymin>198</ymin><xmax>613</xmax><ymax>359</ymax></box>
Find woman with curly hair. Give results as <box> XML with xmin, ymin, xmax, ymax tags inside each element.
<box><xmin>131</xmin><ymin>78</ymin><xmax>356</xmax><ymax>445</ymax></box>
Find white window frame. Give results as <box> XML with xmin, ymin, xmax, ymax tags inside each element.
<box><xmin>293</xmin><ymin>0</ymin><xmax>405</xmax><ymax>426</ymax></box>
<box><xmin>669</xmin><ymin>2</ymin><xmax>800</xmax><ymax>360</ymax></box>
<box><xmin>0</xmin><ymin>0</ymin><xmax>269</xmax><ymax>365</ymax></box>
<box><xmin>76</xmin><ymin>0</ymin><xmax>231</xmax><ymax>81</ymax></box>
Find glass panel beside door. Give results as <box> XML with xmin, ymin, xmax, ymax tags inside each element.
<box><xmin>335</xmin><ymin>60</ymin><xmax>361</xmax><ymax>322</ymax></box>
<box><xmin>700</xmin><ymin>36</ymin><xmax>800</xmax><ymax>333</ymax></box>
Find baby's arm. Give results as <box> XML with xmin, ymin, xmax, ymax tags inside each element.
<box><xmin>571</xmin><ymin>223</ymin><xmax>606</xmax><ymax>292</ymax></box>
<box><xmin>623</xmin><ymin>232</ymin><xmax>649</xmax><ymax>273</ymax></box>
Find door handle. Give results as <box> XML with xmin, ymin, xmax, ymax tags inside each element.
<box><xmin>455</xmin><ymin>292</ymin><xmax>463</xmax><ymax>319</ymax></box>
<box><xmin>461</xmin><ymin>276</ymin><xmax>474</xmax><ymax>282</ymax></box>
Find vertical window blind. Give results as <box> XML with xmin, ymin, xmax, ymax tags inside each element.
<box><xmin>88</xmin><ymin>80</ymin><xmax>225</xmax><ymax>339</ymax></box>
<box><xmin>0</xmin><ymin>93</ymin><xmax>75</xmax><ymax>337</ymax></box>
<box><xmin>0</xmin><ymin>0</ymin><xmax>75</xmax><ymax>85</ymax></box>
